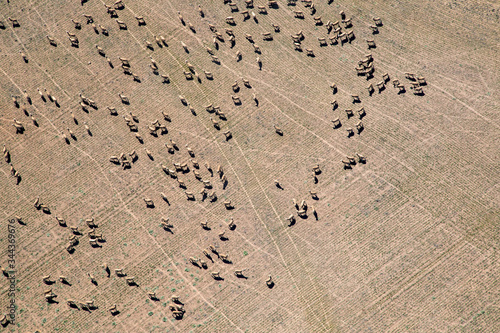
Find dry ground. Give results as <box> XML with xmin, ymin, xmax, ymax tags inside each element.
<box><xmin>0</xmin><ymin>0</ymin><xmax>499</xmax><ymax>332</ymax></box>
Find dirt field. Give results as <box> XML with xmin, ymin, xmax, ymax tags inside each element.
<box><xmin>0</xmin><ymin>0</ymin><xmax>499</xmax><ymax>332</ymax></box>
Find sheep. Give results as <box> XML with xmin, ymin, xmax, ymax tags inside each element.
<box><xmin>297</xmin><ymin>209</ymin><xmax>307</xmax><ymax>217</ymax></box>
<box><xmin>374</xmin><ymin>81</ymin><xmax>385</xmax><ymax>93</ymax></box>
<box><xmin>12</xmin><ymin>95</ymin><xmax>19</xmax><ymax>108</ymax></box>
<box><xmin>291</xmin><ymin>34</ymin><xmax>301</xmax><ymax>43</ymax></box>
<box><xmin>86</xmin><ymin>218</ymin><xmax>97</xmax><ymax>228</ymax></box>
<box><xmin>367</xmin><ymin>39</ymin><xmax>376</xmax><ymax>49</ymax></box>
<box><xmin>367</xmin><ymin>83</ymin><xmax>374</xmax><ymax>95</ymax></box>
<box><xmin>342</xmin><ymin>160</ymin><xmax>351</xmax><ymax>168</ymax></box>
<box><xmin>185</xmin><ymin>192</ymin><xmax>195</xmax><ymax>200</ymax></box>
<box><xmin>219</xmin><ymin>231</ymin><xmax>226</xmax><ymax>240</ymax></box>
<box><xmin>223</xmin><ymin>130</ymin><xmax>232</xmax><ymax>140</ymax></box>
<box><xmin>357</xmin><ymin>107</ymin><xmax>366</xmax><ymax>118</ymax></box>
<box><xmin>226</xmin><ymin>16</ymin><xmax>236</xmax><ymax>25</ymax></box>
<box><xmin>262</xmin><ymin>32</ymin><xmax>273</xmax><ymax>41</ymax></box>
<box><xmin>266</xmin><ymin>275</ymin><xmax>274</xmax><ymax>287</ymax></box>
<box><xmin>329</xmin><ymin>82</ymin><xmax>338</xmax><ymax>93</ymax></box>
<box><xmin>116</xmin><ymin>19</ymin><xmax>127</xmax><ymax>29</ymax></box>
<box><xmin>300</xmin><ymin>200</ymin><xmax>307</xmax><ymax>210</ymax></box>
<box><xmin>365</xmin><ymin>63</ymin><xmax>375</xmax><ymax>77</ymax></box>
<box><xmin>209</xmin><ymin>117</ymin><xmax>220</xmax><ymax>130</ymax></box>
<box><xmin>373</xmin><ymin>17</ymin><xmax>383</xmax><ymax>26</ymax></box>
<box><xmin>356</xmin><ymin>153</ymin><xmax>366</xmax><ymax>163</ymax></box>
<box><xmin>294</xmin><ymin>10</ymin><xmax>304</xmax><ymax>18</ymax></box>
<box><xmin>101</xmin><ymin>263</ymin><xmax>110</xmax><ymax>277</ymax></box>
<box><xmin>231</xmin><ymin>95</ymin><xmax>241</xmax><ymax>104</ymax></box>
<box><xmin>270</xmin><ymin>125</ymin><xmax>284</xmax><ymax>136</ymax></box>
<box><xmin>413</xmin><ymin>86</ymin><xmax>424</xmax><ymax>95</ymax></box>
<box><xmin>345</xmin><ymin>109</ymin><xmax>354</xmax><ymax>117</ymax></box>
<box><xmin>29</xmin><ymin>113</ymin><xmax>38</xmax><ymax>126</ymax></box>
<box><xmin>242</xmin><ymin>78</ymin><xmax>251</xmax><ymax>88</ymax></box>
<box><xmin>355</xmin><ymin>121</ymin><xmax>364</xmax><ymax>133</ymax></box>
<box><xmin>309</xmin><ymin>191</ymin><xmax>318</xmax><ymax>200</ymax></box>
<box><xmin>211</xmin><ymin>271</ymin><xmax>221</xmax><ymax>279</ymax></box>
<box><xmin>303</xmin><ymin>0</ymin><xmax>313</xmax><ymax>7</ymax></box>
<box><xmin>382</xmin><ymin>73</ymin><xmax>390</xmax><ymax>83</ymax></box>
<box><xmin>67</xmin><ymin>299</ymin><xmax>77</xmax><ymax>307</ymax></box>
<box><xmin>224</xmin><ymin>200</ymin><xmax>233</xmax><ymax>209</ymax></box>
<box><xmin>318</xmin><ymin>37</ymin><xmax>327</xmax><ymax>46</ymax></box>
<box><xmin>33</xmin><ymin>197</ymin><xmax>40</xmax><ymax>209</ymax></box>
<box><xmin>253</xmin><ymin>43</ymin><xmax>261</xmax><ymax>53</ymax></box>
<box><xmin>330</xmin><ymin>100</ymin><xmax>338</xmax><ymax>110</ymax></box>
<box><xmin>211</xmin><ymin>55</ymin><xmax>220</xmax><ymax>64</ymax></box>
<box><xmin>173</xmin><ymin>161</ymin><xmax>182</xmax><ymax>171</ymax></box>
<box><xmin>118</xmin><ymin>93</ymin><xmax>129</xmax><ymax>104</ymax></box>
<box><xmin>161</xmin><ymin>218</ymin><xmax>173</xmax><ymax>229</ymax></box>
<box><xmin>287</xmin><ymin>0</ymin><xmax>297</xmax><ymax>4</ymax></box>
<box><xmin>257</xmin><ymin>6</ymin><xmax>267</xmax><ymax>15</ymax></box>
<box><xmin>220</xmin><ymin>254</ymin><xmax>230</xmax><ymax>263</ymax></box>
<box><xmin>109</xmin><ymin>304</ymin><xmax>118</xmax><ymax>315</ymax></box>
<box><xmin>12</xmin><ymin>120</ymin><xmax>24</xmax><ymax>133</ymax></box>
<box><xmin>189</xmin><ymin>257</ymin><xmax>199</xmax><ymax>267</ymax></box>
<box><xmin>397</xmin><ymin>84</ymin><xmax>406</xmax><ymax>93</ymax></box>
<box><xmin>42</xmin><ymin>275</ymin><xmax>52</xmax><ymax>284</ymax></box>
<box><xmin>346</xmin><ymin>128</ymin><xmax>354</xmax><ymax>136</ymax></box>
<box><xmin>114</xmin><ymin>0</ymin><xmax>125</xmax><ymax>9</ymax></box>
<box><xmin>314</xmin><ymin>16</ymin><xmax>323</xmax><ymax>25</ymax></box>
<box><xmin>97</xmin><ymin>25</ymin><xmax>108</xmax><ymax>35</ymax></box>
<box><xmin>209</xmin><ymin>245</ymin><xmax>218</xmax><ymax>255</ymax></box>
<box><xmin>309</xmin><ymin>2</ymin><xmax>316</xmax><ymax>14</ymax></box>
<box><xmin>245</xmin><ymin>0</ymin><xmax>254</xmax><ymax>8</ymax></box>
<box><xmin>352</xmin><ymin>94</ymin><xmax>361</xmax><ymax>103</ymax></box>
<box><xmin>47</xmin><ymin>90</ymin><xmax>57</xmax><ymax>104</ymax></box>
<box><xmin>8</xmin><ymin>17</ymin><xmax>20</xmax><ymax>27</ymax></box>
<box><xmin>181</xmin><ymin>41</ymin><xmax>189</xmax><ymax>53</ymax></box>
<box><xmin>252</xmin><ymin>93</ymin><xmax>259</xmax><ymax>106</ymax></box>
<box><xmin>409</xmin><ymin>81</ymin><xmax>420</xmax><ymax>89</ymax></box>
<box><xmin>177</xmin><ymin>179</ymin><xmax>186</xmax><ymax>188</ymax></box>
<box><xmin>294</xmin><ymin>42</ymin><xmax>302</xmax><ymax>51</ymax></box>
<box><xmin>343</xmin><ymin>17</ymin><xmax>352</xmax><ymax>28</ymax></box>
<box><xmin>339</xmin><ymin>33</ymin><xmax>348</xmax><ymax>44</ymax></box>
<box><xmin>56</xmin><ymin>216</ymin><xmax>66</xmax><ymax>226</ymax></box>
<box><xmin>89</xmin><ymin>22</ymin><xmax>100</xmax><ymax>34</ymax></box>
<box><xmin>159</xmin><ymin>35</ymin><xmax>168</xmax><ymax>46</ymax></box>
<box><xmin>306</xmin><ymin>48</ymin><xmax>315</xmax><ymax>56</ymax></box>
<box><xmin>46</xmin><ymin>35</ymin><xmax>57</xmax><ymax>46</ymax></box>
<box><xmin>125</xmin><ymin>276</ymin><xmax>135</xmax><ymax>285</ymax></box>
<box><xmin>347</xmin><ymin>30</ymin><xmax>355</xmax><ymax>41</ymax></box>
<box><xmin>145</xmin><ymin>40</ymin><xmax>154</xmax><ymax>50</ymax></box>
<box><xmin>200</xmin><ymin>221</ymin><xmax>210</xmax><ymax>230</ymax></box>
<box><xmin>229</xmin><ymin>2</ymin><xmax>239</xmax><ymax>11</ymax></box>
<box><xmin>370</xmin><ymin>25</ymin><xmax>379</xmax><ymax>34</ymax></box>
<box><xmin>135</xmin><ymin>16</ymin><xmax>146</xmax><ymax>26</ymax></box>
<box><xmin>286</xmin><ymin>214</ymin><xmax>296</xmax><ymax>226</ymax></box>
<box><xmin>71</xmin><ymin>19</ymin><xmax>82</xmax><ymax>29</ymax></box>
<box><xmin>0</xmin><ymin>315</ymin><xmax>7</xmax><ymax>325</ymax></box>
<box><xmin>234</xmin><ymin>270</ymin><xmax>245</xmax><ymax>278</ymax></box>
<box><xmin>417</xmin><ymin>76</ymin><xmax>426</xmax><ymax>85</ymax></box>
<box><xmin>144</xmin><ymin>198</ymin><xmax>154</xmax><ymax>207</ymax></box>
